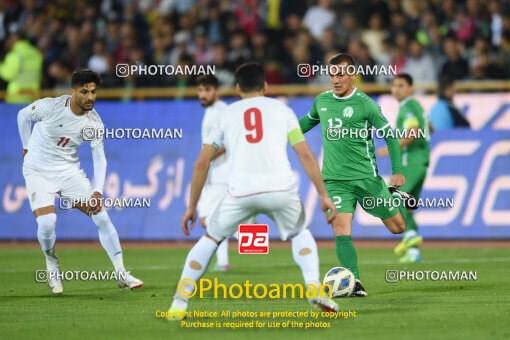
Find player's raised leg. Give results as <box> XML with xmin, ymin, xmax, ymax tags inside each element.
<box><xmin>65</xmin><ymin>169</ymin><xmax>143</xmax><ymax>290</ymax></box>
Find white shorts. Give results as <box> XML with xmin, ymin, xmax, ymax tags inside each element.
<box><xmin>23</xmin><ymin>166</ymin><xmax>93</xmax><ymax>211</ymax></box>
<box><xmin>198</xmin><ymin>183</ymin><xmax>227</xmax><ymax>219</ymax></box>
<box><xmin>206</xmin><ymin>188</ymin><xmax>306</xmax><ymax>242</ymax></box>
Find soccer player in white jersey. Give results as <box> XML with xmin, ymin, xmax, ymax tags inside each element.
<box><xmin>196</xmin><ymin>75</ymin><xmax>231</xmax><ymax>272</ymax></box>
<box><xmin>168</xmin><ymin>62</ymin><xmax>339</xmax><ymax>319</ymax></box>
<box><xmin>17</xmin><ymin>68</ymin><xmax>143</xmax><ymax>293</ymax></box>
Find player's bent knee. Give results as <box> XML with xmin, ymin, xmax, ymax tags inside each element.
<box><xmin>199</xmin><ymin>217</ymin><xmax>207</xmax><ymax>228</ymax></box>
<box><xmin>204</xmin><ymin>232</ymin><xmax>221</xmax><ymax>245</ymax></box>
<box><xmin>90</xmin><ymin>210</ymin><xmax>111</xmax><ymax>226</ymax></box>
<box><xmin>36</xmin><ymin>213</ymin><xmax>57</xmax><ymax>235</ymax></box>
<box><xmin>389</xmin><ymin>220</ymin><xmax>406</xmax><ymax>234</ymax></box>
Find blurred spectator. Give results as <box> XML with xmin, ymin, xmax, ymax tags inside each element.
<box><xmin>470</xmin><ymin>49</ymin><xmax>504</xmax><ymax>79</ymax></box>
<box><xmin>192</xmin><ymin>31</ymin><xmax>214</xmax><ymax>65</ymax></box>
<box><xmin>88</xmin><ymin>40</ymin><xmax>110</xmax><ymax>75</ymax></box>
<box><xmin>362</xmin><ymin>13</ymin><xmax>389</xmax><ymax>57</ymax></box>
<box><xmin>403</xmin><ymin>39</ymin><xmax>437</xmax><ymax>84</ymax></box>
<box><xmin>311</xmin><ymin>49</ymin><xmax>339</xmax><ymax>85</ymax></box>
<box><xmin>497</xmin><ymin>31</ymin><xmax>510</xmax><ymax>78</ymax></box>
<box><xmin>333</xmin><ymin>12</ymin><xmax>362</xmax><ymax>50</ymax></box>
<box><xmin>47</xmin><ymin>61</ymin><xmax>72</xmax><ymax>90</ymax></box>
<box><xmin>0</xmin><ymin>32</ymin><xmax>42</xmax><ymax>103</ymax></box>
<box><xmin>234</xmin><ymin>0</ymin><xmax>258</xmax><ymax>37</ymax></box>
<box><xmin>430</xmin><ymin>76</ymin><xmax>470</xmax><ymax>129</ymax></box>
<box><xmin>212</xmin><ymin>44</ymin><xmax>235</xmax><ymax>87</ymax></box>
<box><xmin>388</xmin><ymin>11</ymin><xmax>410</xmax><ymax>42</ymax></box>
<box><xmin>439</xmin><ymin>36</ymin><xmax>469</xmax><ymax>79</ymax></box>
<box><xmin>451</xmin><ymin>9</ymin><xmax>475</xmax><ymax>43</ymax></box>
<box><xmin>302</xmin><ymin>0</ymin><xmax>335</xmax><ymax>39</ymax></box>
<box><xmin>286</xmin><ymin>44</ymin><xmax>310</xmax><ymax>84</ymax></box>
<box><xmin>227</xmin><ymin>31</ymin><xmax>251</xmax><ymax>66</ymax></box>
<box><xmin>489</xmin><ymin>0</ymin><xmax>504</xmax><ymax>47</ymax></box>
<box><xmin>251</xmin><ymin>30</ymin><xmax>277</xmax><ymax>65</ymax></box>
<box><xmin>390</xmin><ymin>46</ymin><xmax>408</xmax><ymax>75</ymax></box>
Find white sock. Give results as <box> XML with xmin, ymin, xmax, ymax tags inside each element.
<box><xmin>216</xmin><ymin>238</ymin><xmax>229</xmax><ymax>266</ymax></box>
<box><xmin>174</xmin><ymin>236</ymin><xmax>218</xmax><ymax>302</ymax></box>
<box><xmin>291</xmin><ymin>229</ymin><xmax>320</xmax><ymax>287</ymax></box>
<box><xmin>36</xmin><ymin>214</ymin><xmax>58</xmax><ymax>268</ymax></box>
<box><xmin>408</xmin><ymin>247</ymin><xmax>420</xmax><ymax>256</ymax></box>
<box><xmin>405</xmin><ymin>230</ymin><xmax>417</xmax><ymax>238</ymax></box>
<box><xmin>90</xmin><ymin>210</ymin><xmax>124</xmax><ymax>273</ymax></box>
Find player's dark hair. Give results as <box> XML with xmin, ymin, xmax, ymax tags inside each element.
<box><xmin>235</xmin><ymin>62</ymin><xmax>265</xmax><ymax>92</ymax></box>
<box><xmin>438</xmin><ymin>75</ymin><xmax>455</xmax><ymax>98</ymax></box>
<box><xmin>395</xmin><ymin>73</ymin><xmax>413</xmax><ymax>86</ymax></box>
<box><xmin>196</xmin><ymin>75</ymin><xmax>219</xmax><ymax>88</ymax></box>
<box><xmin>328</xmin><ymin>53</ymin><xmax>355</xmax><ymax>67</ymax></box>
<box><xmin>71</xmin><ymin>68</ymin><xmax>102</xmax><ymax>88</ymax></box>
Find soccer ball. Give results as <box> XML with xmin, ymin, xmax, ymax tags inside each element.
<box><xmin>322</xmin><ymin>267</ymin><xmax>355</xmax><ymax>298</ymax></box>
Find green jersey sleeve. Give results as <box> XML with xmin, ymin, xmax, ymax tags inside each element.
<box><xmin>365</xmin><ymin>99</ymin><xmax>403</xmax><ymax>175</ymax></box>
<box><xmin>299</xmin><ymin>96</ymin><xmax>320</xmax><ymax>133</ymax></box>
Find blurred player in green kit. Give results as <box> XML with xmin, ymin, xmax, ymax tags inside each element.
<box><xmin>377</xmin><ymin>73</ymin><xmax>433</xmax><ymax>263</ymax></box>
<box><xmin>299</xmin><ymin>54</ymin><xmax>417</xmax><ymax>296</ymax></box>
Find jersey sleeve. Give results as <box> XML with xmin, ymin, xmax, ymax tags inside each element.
<box><xmin>203</xmin><ymin>119</ymin><xmax>224</xmax><ymax>149</ymax></box>
<box><xmin>23</xmin><ymin>98</ymin><xmax>53</xmax><ymax>122</ymax></box>
<box><xmin>365</xmin><ymin>99</ymin><xmax>403</xmax><ymax>174</ymax></box>
<box><xmin>365</xmin><ymin>99</ymin><xmax>390</xmax><ymax>130</ymax></box>
<box><xmin>89</xmin><ymin>113</ymin><xmax>105</xmax><ymax>151</ymax></box>
<box><xmin>299</xmin><ymin>96</ymin><xmax>320</xmax><ymax>133</ymax></box>
<box><xmin>286</xmin><ymin>106</ymin><xmax>306</xmax><ymax>146</ymax></box>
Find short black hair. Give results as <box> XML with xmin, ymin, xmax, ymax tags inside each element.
<box><xmin>235</xmin><ymin>62</ymin><xmax>265</xmax><ymax>92</ymax></box>
<box><xmin>328</xmin><ymin>53</ymin><xmax>355</xmax><ymax>67</ymax></box>
<box><xmin>196</xmin><ymin>75</ymin><xmax>219</xmax><ymax>88</ymax></box>
<box><xmin>394</xmin><ymin>73</ymin><xmax>413</xmax><ymax>86</ymax></box>
<box><xmin>438</xmin><ymin>75</ymin><xmax>455</xmax><ymax>97</ymax></box>
<box><xmin>71</xmin><ymin>68</ymin><xmax>102</xmax><ymax>88</ymax></box>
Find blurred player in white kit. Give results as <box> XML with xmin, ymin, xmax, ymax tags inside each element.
<box><xmin>17</xmin><ymin>68</ymin><xmax>143</xmax><ymax>294</ymax></box>
<box><xmin>196</xmin><ymin>75</ymin><xmax>231</xmax><ymax>272</ymax></box>
<box><xmin>168</xmin><ymin>62</ymin><xmax>339</xmax><ymax>319</ymax></box>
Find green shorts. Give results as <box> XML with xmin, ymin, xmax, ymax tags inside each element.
<box><xmin>324</xmin><ymin>176</ymin><xmax>399</xmax><ymax>220</ymax></box>
<box><xmin>400</xmin><ymin>166</ymin><xmax>427</xmax><ymax>199</ymax></box>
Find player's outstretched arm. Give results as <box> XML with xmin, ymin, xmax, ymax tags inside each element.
<box><xmin>293</xmin><ymin>140</ymin><xmax>336</xmax><ymax>223</ymax></box>
<box><xmin>367</xmin><ymin>101</ymin><xmax>405</xmax><ymax>187</ymax></box>
<box><xmin>381</xmin><ymin>126</ymin><xmax>405</xmax><ymax>187</ymax></box>
<box><xmin>17</xmin><ymin>106</ymin><xmax>33</xmax><ymax>157</ymax></box>
<box><xmin>181</xmin><ymin>144</ymin><xmax>216</xmax><ymax>236</ymax></box>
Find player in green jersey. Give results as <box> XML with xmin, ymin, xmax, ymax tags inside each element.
<box><xmin>299</xmin><ymin>53</ymin><xmax>416</xmax><ymax>296</ymax></box>
<box><xmin>377</xmin><ymin>73</ymin><xmax>433</xmax><ymax>263</ymax></box>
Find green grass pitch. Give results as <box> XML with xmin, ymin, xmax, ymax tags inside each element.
<box><xmin>1</xmin><ymin>245</ymin><xmax>509</xmax><ymax>339</ymax></box>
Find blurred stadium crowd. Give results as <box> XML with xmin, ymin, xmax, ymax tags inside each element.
<box><xmin>0</xmin><ymin>0</ymin><xmax>509</xmax><ymax>91</ymax></box>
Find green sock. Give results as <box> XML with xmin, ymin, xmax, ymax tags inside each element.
<box><xmin>406</xmin><ymin>213</ymin><xmax>419</xmax><ymax>249</ymax></box>
<box><xmin>406</xmin><ymin>213</ymin><xmax>417</xmax><ymax>232</ymax></box>
<box><xmin>392</xmin><ymin>192</ymin><xmax>408</xmax><ymax>223</ymax></box>
<box><xmin>335</xmin><ymin>235</ymin><xmax>359</xmax><ymax>280</ymax></box>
